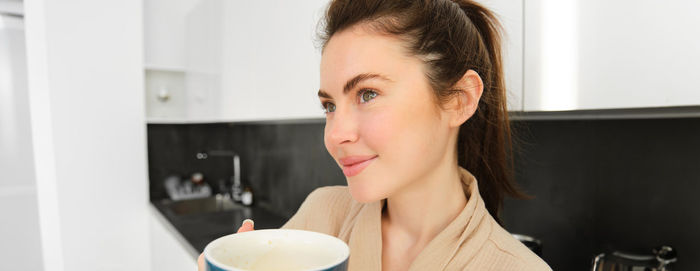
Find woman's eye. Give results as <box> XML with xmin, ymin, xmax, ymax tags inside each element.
<box><xmin>322</xmin><ymin>102</ymin><xmax>336</xmax><ymax>113</ymax></box>
<box><xmin>359</xmin><ymin>89</ymin><xmax>378</xmax><ymax>103</ymax></box>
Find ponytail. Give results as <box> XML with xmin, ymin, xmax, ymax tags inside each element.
<box><xmin>454</xmin><ymin>0</ymin><xmax>527</xmax><ymax>223</ymax></box>
<box><xmin>321</xmin><ymin>0</ymin><xmax>528</xmax><ymax>223</ymax></box>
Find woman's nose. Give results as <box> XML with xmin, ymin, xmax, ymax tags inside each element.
<box><xmin>325</xmin><ymin>109</ymin><xmax>359</xmax><ymax>146</ymax></box>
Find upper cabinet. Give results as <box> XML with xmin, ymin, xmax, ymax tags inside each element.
<box><xmin>144</xmin><ymin>0</ymin><xmax>525</xmax><ymax>122</ymax></box>
<box><xmin>145</xmin><ymin>0</ymin><xmax>700</xmax><ymax>122</ymax></box>
<box><xmin>218</xmin><ymin>0</ymin><xmax>328</xmax><ymax>121</ymax></box>
<box><xmin>523</xmin><ymin>0</ymin><xmax>700</xmax><ymax>111</ymax></box>
<box><xmin>481</xmin><ymin>0</ymin><xmax>524</xmax><ymax>112</ymax></box>
<box><xmin>143</xmin><ymin>0</ymin><xmax>187</xmax><ymax>70</ymax></box>
<box><xmin>144</xmin><ymin>0</ymin><xmax>327</xmax><ymax>123</ymax></box>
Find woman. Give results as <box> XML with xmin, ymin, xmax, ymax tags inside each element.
<box><xmin>199</xmin><ymin>0</ymin><xmax>550</xmax><ymax>270</ymax></box>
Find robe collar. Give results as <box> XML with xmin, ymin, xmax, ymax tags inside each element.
<box><xmin>347</xmin><ymin>167</ymin><xmax>491</xmax><ymax>270</ymax></box>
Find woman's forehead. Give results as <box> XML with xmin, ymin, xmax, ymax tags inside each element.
<box><xmin>320</xmin><ymin>26</ymin><xmax>421</xmax><ymax>91</ymax></box>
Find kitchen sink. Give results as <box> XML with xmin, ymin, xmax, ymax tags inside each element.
<box><xmin>151</xmin><ymin>196</ymin><xmax>289</xmax><ymax>252</ymax></box>
<box><xmin>159</xmin><ymin>195</ymin><xmax>245</xmax><ymax>216</ymax></box>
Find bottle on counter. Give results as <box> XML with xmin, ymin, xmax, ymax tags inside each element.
<box><xmin>241</xmin><ymin>186</ymin><xmax>254</xmax><ymax>206</ymax></box>
<box><xmin>191</xmin><ymin>172</ymin><xmax>204</xmax><ymax>193</ymax></box>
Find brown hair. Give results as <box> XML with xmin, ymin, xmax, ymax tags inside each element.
<box><xmin>319</xmin><ymin>0</ymin><xmax>527</xmax><ymax>222</ymax></box>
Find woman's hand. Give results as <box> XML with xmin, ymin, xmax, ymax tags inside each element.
<box><xmin>197</xmin><ymin>219</ymin><xmax>255</xmax><ymax>270</ymax></box>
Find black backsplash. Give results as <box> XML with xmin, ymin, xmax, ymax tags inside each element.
<box><xmin>146</xmin><ymin>117</ymin><xmax>700</xmax><ymax>270</ymax></box>
<box><xmin>147</xmin><ymin>121</ymin><xmax>345</xmax><ymax>218</ymax></box>
<box><xmin>503</xmin><ymin>118</ymin><xmax>700</xmax><ymax>270</ymax></box>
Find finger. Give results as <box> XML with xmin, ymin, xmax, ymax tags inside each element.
<box><xmin>237</xmin><ymin>219</ymin><xmax>255</xmax><ymax>233</ymax></box>
<box><xmin>197</xmin><ymin>253</ymin><xmax>205</xmax><ymax>271</ymax></box>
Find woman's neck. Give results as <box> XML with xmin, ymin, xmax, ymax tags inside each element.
<box><xmin>381</xmin><ymin>161</ymin><xmax>468</xmax><ymax>245</ymax></box>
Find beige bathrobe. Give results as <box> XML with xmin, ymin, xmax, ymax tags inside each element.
<box><xmin>282</xmin><ymin>167</ymin><xmax>552</xmax><ymax>271</ymax></box>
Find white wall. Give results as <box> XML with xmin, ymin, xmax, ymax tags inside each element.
<box><xmin>23</xmin><ymin>0</ymin><xmax>151</xmax><ymax>270</ymax></box>
<box><xmin>0</xmin><ymin>14</ymin><xmax>44</xmax><ymax>271</ymax></box>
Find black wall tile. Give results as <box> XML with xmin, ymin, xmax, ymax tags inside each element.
<box><xmin>146</xmin><ymin>122</ymin><xmax>345</xmax><ymax>218</ymax></box>
<box><xmin>503</xmin><ymin>118</ymin><xmax>700</xmax><ymax>270</ymax></box>
<box><xmin>147</xmin><ymin>117</ymin><xmax>700</xmax><ymax>270</ymax></box>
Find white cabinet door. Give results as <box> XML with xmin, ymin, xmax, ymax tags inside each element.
<box><xmin>524</xmin><ymin>1</ymin><xmax>700</xmax><ymax>111</ymax></box>
<box><xmin>218</xmin><ymin>0</ymin><xmax>328</xmax><ymax>121</ymax></box>
<box><xmin>145</xmin><ymin>0</ymin><xmax>328</xmax><ymax>122</ymax></box>
<box><xmin>480</xmin><ymin>0</ymin><xmax>524</xmax><ymax>112</ymax></box>
<box><xmin>144</xmin><ymin>0</ymin><xmax>224</xmax><ymax>122</ymax></box>
<box><xmin>219</xmin><ymin>0</ymin><xmax>519</xmax><ymax>119</ymax></box>
<box><xmin>150</xmin><ymin>207</ymin><xmax>197</xmax><ymax>271</ymax></box>
<box><xmin>143</xmin><ymin>0</ymin><xmax>186</xmax><ymax>70</ymax></box>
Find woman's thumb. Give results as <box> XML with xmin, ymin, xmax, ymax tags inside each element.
<box><xmin>237</xmin><ymin>219</ymin><xmax>254</xmax><ymax>233</ymax></box>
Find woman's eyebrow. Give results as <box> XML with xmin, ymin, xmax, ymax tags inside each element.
<box><xmin>318</xmin><ymin>73</ymin><xmax>392</xmax><ymax>99</ymax></box>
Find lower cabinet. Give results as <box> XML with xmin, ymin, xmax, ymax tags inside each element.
<box><xmin>150</xmin><ymin>207</ymin><xmax>198</xmax><ymax>271</ymax></box>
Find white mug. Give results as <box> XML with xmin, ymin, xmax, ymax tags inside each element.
<box><xmin>204</xmin><ymin>229</ymin><xmax>350</xmax><ymax>271</ymax></box>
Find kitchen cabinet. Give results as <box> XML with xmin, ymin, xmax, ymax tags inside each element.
<box><xmin>144</xmin><ymin>0</ymin><xmax>224</xmax><ymax>122</ymax></box>
<box><xmin>143</xmin><ymin>0</ymin><xmax>188</xmax><ymax>70</ymax></box>
<box><xmin>144</xmin><ymin>0</ymin><xmax>523</xmax><ymax>122</ymax></box>
<box><xmin>217</xmin><ymin>0</ymin><xmax>329</xmax><ymax>122</ymax></box>
<box><xmin>523</xmin><ymin>0</ymin><xmax>700</xmax><ymax>112</ymax></box>
<box><xmin>144</xmin><ymin>0</ymin><xmax>328</xmax><ymax>123</ymax></box>
<box><xmin>150</xmin><ymin>206</ymin><xmax>197</xmax><ymax>271</ymax></box>
<box><xmin>146</xmin><ymin>0</ymin><xmax>700</xmax><ymax>121</ymax></box>
<box><xmin>480</xmin><ymin>0</ymin><xmax>524</xmax><ymax>111</ymax></box>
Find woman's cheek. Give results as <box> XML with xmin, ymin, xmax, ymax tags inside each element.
<box><xmin>360</xmin><ymin>109</ymin><xmax>397</xmax><ymax>157</ymax></box>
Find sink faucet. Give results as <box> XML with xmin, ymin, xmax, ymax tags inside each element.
<box><xmin>196</xmin><ymin>150</ymin><xmax>242</xmax><ymax>202</ymax></box>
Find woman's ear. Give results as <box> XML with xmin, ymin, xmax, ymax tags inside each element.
<box><xmin>445</xmin><ymin>69</ymin><xmax>483</xmax><ymax>127</ymax></box>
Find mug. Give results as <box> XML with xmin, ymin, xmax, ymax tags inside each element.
<box><xmin>204</xmin><ymin>229</ymin><xmax>349</xmax><ymax>271</ymax></box>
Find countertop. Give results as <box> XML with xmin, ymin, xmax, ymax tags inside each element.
<box><xmin>151</xmin><ymin>199</ymin><xmax>289</xmax><ymax>256</ymax></box>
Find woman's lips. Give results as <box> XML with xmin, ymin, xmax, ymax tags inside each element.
<box><xmin>339</xmin><ymin>155</ymin><xmax>378</xmax><ymax>177</ymax></box>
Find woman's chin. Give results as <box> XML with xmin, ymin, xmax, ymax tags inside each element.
<box><xmin>347</xmin><ymin>183</ymin><xmax>386</xmax><ymax>203</ymax></box>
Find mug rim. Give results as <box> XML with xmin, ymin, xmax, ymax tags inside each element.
<box><xmin>204</xmin><ymin>229</ymin><xmax>350</xmax><ymax>271</ymax></box>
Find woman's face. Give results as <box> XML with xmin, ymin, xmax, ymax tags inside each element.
<box><xmin>319</xmin><ymin>25</ymin><xmax>456</xmax><ymax>203</ymax></box>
